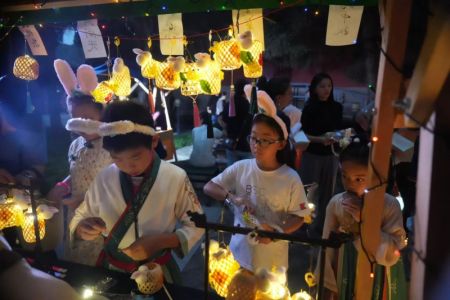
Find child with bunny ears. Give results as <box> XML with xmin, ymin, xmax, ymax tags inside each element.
<box><xmin>317</xmin><ymin>138</ymin><xmax>407</xmax><ymax>299</ymax></box>
<box><xmin>203</xmin><ymin>86</ymin><xmax>310</xmax><ymax>272</ymax></box>
<box><xmin>46</xmin><ymin>59</ymin><xmax>112</xmax><ymax>266</ymax></box>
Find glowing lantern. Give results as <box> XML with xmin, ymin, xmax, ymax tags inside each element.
<box><xmin>239</xmin><ymin>31</ymin><xmax>263</xmax><ymax>79</ymax></box>
<box><xmin>22</xmin><ymin>212</ymin><xmax>46</xmax><ymax>243</ymax></box>
<box><xmin>255</xmin><ymin>267</ymin><xmax>290</xmax><ymax>300</ymax></box>
<box><xmin>206</xmin><ymin>240</ymin><xmax>240</xmax><ymax>298</ymax></box>
<box><xmin>91</xmin><ymin>81</ymin><xmax>115</xmax><ymax>103</ymax></box>
<box><xmin>291</xmin><ymin>291</ymin><xmax>313</xmax><ymax>300</ymax></box>
<box><xmin>195</xmin><ymin>53</ymin><xmax>222</xmax><ymax>95</ymax></box>
<box><xmin>13</xmin><ymin>55</ymin><xmax>39</xmax><ymax>80</ymax></box>
<box><xmin>212</xmin><ymin>39</ymin><xmax>242</xmax><ymax>70</ymax></box>
<box><xmin>110</xmin><ymin>58</ymin><xmax>131</xmax><ymax>97</ymax></box>
<box><xmin>226</xmin><ymin>269</ymin><xmax>258</xmax><ymax>300</ymax></box>
<box><xmin>180</xmin><ymin>62</ymin><xmax>201</xmax><ymax>96</ymax></box>
<box><xmin>131</xmin><ymin>263</ymin><xmax>164</xmax><ymax>295</ymax></box>
<box><xmin>155</xmin><ymin>60</ymin><xmax>181</xmax><ymax>90</ymax></box>
<box><xmin>0</xmin><ymin>200</ymin><xmax>24</xmax><ymax>230</ymax></box>
<box><xmin>133</xmin><ymin>48</ymin><xmax>158</xmax><ymax>79</ymax></box>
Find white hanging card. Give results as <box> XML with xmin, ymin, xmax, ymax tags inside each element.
<box><xmin>232</xmin><ymin>8</ymin><xmax>265</xmax><ymax>49</ymax></box>
<box><xmin>77</xmin><ymin>19</ymin><xmax>107</xmax><ymax>59</ymax></box>
<box><xmin>326</xmin><ymin>5</ymin><xmax>364</xmax><ymax>46</ymax></box>
<box><xmin>18</xmin><ymin>25</ymin><xmax>48</xmax><ymax>56</ymax></box>
<box><xmin>158</xmin><ymin>13</ymin><xmax>184</xmax><ymax>55</ymax></box>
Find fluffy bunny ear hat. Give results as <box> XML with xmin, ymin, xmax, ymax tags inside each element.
<box><xmin>54</xmin><ymin>59</ymin><xmax>98</xmax><ymax>97</ymax></box>
<box><xmin>243</xmin><ymin>84</ymin><xmax>289</xmax><ymax>140</ymax></box>
<box><xmin>65</xmin><ymin>118</ymin><xmax>156</xmax><ymax>137</ymax></box>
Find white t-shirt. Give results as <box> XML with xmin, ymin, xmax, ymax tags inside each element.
<box><xmin>189</xmin><ymin>125</ymin><xmax>222</xmax><ymax>167</ymax></box>
<box><xmin>283</xmin><ymin>104</ymin><xmax>302</xmax><ymax>134</ymax></box>
<box><xmin>212</xmin><ymin>159</ymin><xmax>310</xmax><ymax>271</ymax></box>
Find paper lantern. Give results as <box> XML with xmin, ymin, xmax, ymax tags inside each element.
<box><xmin>22</xmin><ymin>212</ymin><xmax>45</xmax><ymax>243</ymax></box>
<box><xmin>91</xmin><ymin>81</ymin><xmax>115</xmax><ymax>103</ymax></box>
<box><xmin>155</xmin><ymin>61</ymin><xmax>181</xmax><ymax>90</ymax></box>
<box><xmin>133</xmin><ymin>48</ymin><xmax>158</xmax><ymax>79</ymax></box>
<box><xmin>291</xmin><ymin>291</ymin><xmax>313</xmax><ymax>300</ymax></box>
<box><xmin>131</xmin><ymin>263</ymin><xmax>164</xmax><ymax>295</ymax></box>
<box><xmin>195</xmin><ymin>53</ymin><xmax>222</xmax><ymax>95</ymax></box>
<box><xmin>226</xmin><ymin>269</ymin><xmax>257</xmax><ymax>300</ymax></box>
<box><xmin>240</xmin><ymin>40</ymin><xmax>263</xmax><ymax>79</ymax></box>
<box><xmin>213</xmin><ymin>39</ymin><xmax>242</xmax><ymax>70</ymax></box>
<box><xmin>255</xmin><ymin>267</ymin><xmax>290</xmax><ymax>300</ymax></box>
<box><xmin>207</xmin><ymin>241</ymin><xmax>240</xmax><ymax>298</ymax></box>
<box><xmin>0</xmin><ymin>200</ymin><xmax>23</xmax><ymax>230</ymax></box>
<box><xmin>110</xmin><ymin>58</ymin><xmax>131</xmax><ymax>97</ymax></box>
<box><xmin>180</xmin><ymin>62</ymin><xmax>201</xmax><ymax>96</ymax></box>
<box><xmin>13</xmin><ymin>55</ymin><xmax>39</xmax><ymax>80</ymax></box>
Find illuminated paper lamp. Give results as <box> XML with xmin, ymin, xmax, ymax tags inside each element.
<box><xmin>291</xmin><ymin>291</ymin><xmax>313</xmax><ymax>300</ymax></box>
<box><xmin>133</xmin><ymin>48</ymin><xmax>158</xmax><ymax>79</ymax></box>
<box><xmin>91</xmin><ymin>81</ymin><xmax>115</xmax><ymax>103</ymax></box>
<box><xmin>240</xmin><ymin>40</ymin><xmax>263</xmax><ymax>79</ymax></box>
<box><xmin>155</xmin><ymin>60</ymin><xmax>181</xmax><ymax>90</ymax></box>
<box><xmin>110</xmin><ymin>58</ymin><xmax>131</xmax><ymax>97</ymax></box>
<box><xmin>255</xmin><ymin>268</ymin><xmax>290</xmax><ymax>300</ymax></box>
<box><xmin>13</xmin><ymin>55</ymin><xmax>39</xmax><ymax>80</ymax></box>
<box><xmin>22</xmin><ymin>212</ymin><xmax>45</xmax><ymax>243</ymax></box>
<box><xmin>212</xmin><ymin>39</ymin><xmax>242</xmax><ymax>70</ymax></box>
<box><xmin>206</xmin><ymin>240</ymin><xmax>240</xmax><ymax>298</ymax></box>
<box><xmin>180</xmin><ymin>62</ymin><xmax>201</xmax><ymax>96</ymax></box>
<box><xmin>0</xmin><ymin>200</ymin><xmax>24</xmax><ymax>230</ymax></box>
<box><xmin>131</xmin><ymin>263</ymin><xmax>164</xmax><ymax>295</ymax></box>
<box><xmin>195</xmin><ymin>53</ymin><xmax>222</xmax><ymax>95</ymax></box>
<box><xmin>226</xmin><ymin>269</ymin><xmax>258</xmax><ymax>300</ymax></box>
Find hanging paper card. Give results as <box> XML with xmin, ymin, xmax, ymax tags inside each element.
<box><xmin>232</xmin><ymin>9</ymin><xmax>265</xmax><ymax>50</ymax></box>
<box><xmin>18</xmin><ymin>25</ymin><xmax>48</xmax><ymax>56</ymax></box>
<box><xmin>77</xmin><ymin>19</ymin><xmax>107</xmax><ymax>59</ymax></box>
<box><xmin>326</xmin><ymin>5</ymin><xmax>364</xmax><ymax>46</ymax></box>
<box><xmin>158</xmin><ymin>13</ymin><xmax>184</xmax><ymax>55</ymax></box>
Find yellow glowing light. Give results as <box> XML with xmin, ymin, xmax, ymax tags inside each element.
<box><xmin>22</xmin><ymin>212</ymin><xmax>45</xmax><ymax>243</ymax></box>
<box><xmin>13</xmin><ymin>55</ymin><xmax>39</xmax><ymax>81</ymax></box>
<box><xmin>0</xmin><ymin>200</ymin><xmax>24</xmax><ymax>230</ymax></box>
<box><xmin>82</xmin><ymin>287</ymin><xmax>94</xmax><ymax>299</ymax></box>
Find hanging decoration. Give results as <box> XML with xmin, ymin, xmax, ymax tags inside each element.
<box><xmin>13</xmin><ymin>54</ymin><xmax>39</xmax><ymax>80</ymax></box>
<box><xmin>211</xmin><ymin>26</ymin><xmax>242</xmax><ymax>71</ymax></box>
<box><xmin>326</xmin><ymin>5</ymin><xmax>364</xmax><ymax>46</ymax></box>
<box><xmin>226</xmin><ymin>269</ymin><xmax>258</xmax><ymax>300</ymax></box>
<box><xmin>239</xmin><ymin>31</ymin><xmax>263</xmax><ymax>79</ymax></box>
<box><xmin>131</xmin><ymin>263</ymin><xmax>164</xmax><ymax>295</ymax></box>
<box><xmin>110</xmin><ymin>57</ymin><xmax>132</xmax><ymax>97</ymax></box>
<box><xmin>21</xmin><ymin>204</ymin><xmax>58</xmax><ymax>244</ymax></box>
<box><xmin>18</xmin><ymin>25</ymin><xmax>48</xmax><ymax>56</ymax></box>
<box><xmin>133</xmin><ymin>48</ymin><xmax>157</xmax><ymax>79</ymax></box>
<box><xmin>290</xmin><ymin>291</ymin><xmax>313</xmax><ymax>300</ymax></box>
<box><xmin>158</xmin><ymin>13</ymin><xmax>184</xmax><ymax>56</ymax></box>
<box><xmin>180</xmin><ymin>62</ymin><xmax>201</xmax><ymax>97</ymax></box>
<box><xmin>232</xmin><ymin>8</ymin><xmax>265</xmax><ymax>50</ymax></box>
<box><xmin>206</xmin><ymin>240</ymin><xmax>240</xmax><ymax>298</ymax></box>
<box><xmin>155</xmin><ymin>57</ymin><xmax>182</xmax><ymax>90</ymax></box>
<box><xmin>0</xmin><ymin>198</ymin><xmax>24</xmax><ymax>230</ymax></box>
<box><xmin>77</xmin><ymin>19</ymin><xmax>107</xmax><ymax>59</ymax></box>
<box><xmin>255</xmin><ymin>267</ymin><xmax>290</xmax><ymax>300</ymax></box>
<box><xmin>91</xmin><ymin>81</ymin><xmax>115</xmax><ymax>103</ymax></box>
<box><xmin>195</xmin><ymin>53</ymin><xmax>223</xmax><ymax>95</ymax></box>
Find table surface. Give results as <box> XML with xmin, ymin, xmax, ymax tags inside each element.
<box><xmin>25</xmin><ymin>253</ymin><xmax>222</xmax><ymax>300</ymax></box>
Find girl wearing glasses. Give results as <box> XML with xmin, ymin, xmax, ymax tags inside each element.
<box><xmin>204</xmin><ymin>87</ymin><xmax>310</xmax><ymax>272</ymax></box>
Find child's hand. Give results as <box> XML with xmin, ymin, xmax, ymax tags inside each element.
<box><xmin>62</xmin><ymin>196</ymin><xmax>83</xmax><ymax>210</ymax></box>
<box><xmin>76</xmin><ymin>217</ymin><xmax>106</xmax><ymax>240</ymax></box>
<box><xmin>121</xmin><ymin>235</ymin><xmax>161</xmax><ymax>261</ymax></box>
<box><xmin>342</xmin><ymin>197</ymin><xmax>362</xmax><ymax>223</ymax></box>
<box><xmin>230</xmin><ymin>195</ymin><xmax>256</xmax><ymax>214</ymax></box>
<box><xmin>256</xmin><ymin>223</ymin><xmax>275</xmax><ymax>244</ymax></box>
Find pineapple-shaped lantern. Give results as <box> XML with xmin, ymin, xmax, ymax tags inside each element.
<box><xmin>13</xmin><ymin>55</ymin><xmax>39</xmax><ymax>81</ymax></box>
<box><xmin>155</xmin><ymin>57</ymin><xmax>183</xmax><ymax>90</ymax></box>
<box><xmin>206</xmin><ymin>240</ymin><xmax>240</xmax><ymax>298</ymax></box>
<box><xmin>195</xmin><ymin>53</ymin><xmax>222</xmax><ymax>95</ymax></box>
<box><xmin>212</xmin><ymin>38</ymin><xmax>242</xmax><ymax>70</ymax></box>
<box><xmin>0</xmin><ymin>198</ymin><xmax>24</xmax><ymax>230</ymax></box>
<box><xmin>110</xmin><ymin>58</ymin><xmax>131</xmax><ymax>97</ymax></box>
<box><xmin>131</xmin><ymin>263</ymin><xmax>164</xmax><ymax>295</ymax></box>
<box><xmin>133</xmin><ymin>48</ymin><xmax>158</xmax><ymax>79</ymax></box>
<box><xmin>239</xmin><ymin>31</ymin><xmax>263</xmax><ymax>79</ymax></box>
<box><xmin>180</xmin><ymin>62</ymin><xmax>201</xmax><ymax>97</ymax></box>
<box><xmin>21</xmin><ymin>204</ymin><xmax>58</xmax><ymax>243</ymax></box>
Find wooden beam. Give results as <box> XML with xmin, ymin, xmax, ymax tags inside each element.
<box><xmin>355</xmin><ymin>0</ymin><xmax>412</xmax><ymax>299</ymax></box>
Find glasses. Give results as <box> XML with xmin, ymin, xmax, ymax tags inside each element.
<box><xmin>247</xmin><ymin>135</ymin><xmax>282</xmax><ymax>148</ymax></box>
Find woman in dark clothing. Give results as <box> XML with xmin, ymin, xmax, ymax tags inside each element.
<box><xmin>220</xmin><ymin>79</ymin><xmax>253</xmax><ymax>166</ymax></box>
<box><xmin>300</xmin><ymin>73</ymin><xmax>343</xmax><ymax>235</ymax></box>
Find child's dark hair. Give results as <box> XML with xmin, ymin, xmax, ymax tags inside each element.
<box><xmin>102</xmin><ymin>101</ymin><xmax>154</xmax><ymax>153</ymax></box>
<box><xmin>309</xmin><ymin>72</ymin><xmax>335</xmax><ymax>102</ymax></box>
<box><xmin>252</xmin><ymin>112</ymin><xmax>295</xmax><ymax>168</ymax></box>
<box><xmin>67</xmin><ymin>92</ymin><xmax>103</xmax><ymax>112</ymax></box>
<box><xmin>339</xmin><ymin>138</ymin><xmax>370</xmax><ymax>166</ymax></box>
<box><xmin>267</xmin><ymin>77</ymin><xmax>291</xmax><ymax>101</ymax></box>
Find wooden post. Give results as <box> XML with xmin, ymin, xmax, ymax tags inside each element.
<box><xmin>355</xmin><ymin>0</ymin><xmax>412</xmax><ymax>299</ymax></box>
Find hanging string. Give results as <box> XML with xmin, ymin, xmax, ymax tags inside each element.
<box><xmin>106</xmin><ymin>36</ymin><xmax>112</xmax><ymax>79</ymax></box>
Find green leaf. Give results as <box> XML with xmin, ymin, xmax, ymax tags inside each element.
<box><xmin>240</xmin><ymin>51</ymin><xmax>254</xmax><ymax>65</ymax></box>
<box><xmin>199</xmin><ymin>80</ymin><xmax>211</xmax><ymax>94</ymax></box>
<box><xmin>180</xmin><ymin>72</ymin><xmax>187</xmax><ymax>83</ymax></box>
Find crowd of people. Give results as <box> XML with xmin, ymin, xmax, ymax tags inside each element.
<box><xmin>0</xmin><ymin>68</ymin><xmax>417</xmax><ymax>299</ymax></box>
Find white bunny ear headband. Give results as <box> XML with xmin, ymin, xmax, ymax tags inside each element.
<box><xmin>244</xmin><ymin>84</ymin><xmax>289</xmax><ymax>140</ymax></box>
<box><xmin>54</xmin><ymin>59</ymin><xmax>98</xmax><ymax>97</ymax></box>
<box><xmin>65</xmin><ymin>118</ymin><xmax>156</xmax><ymax>137</ymax></box>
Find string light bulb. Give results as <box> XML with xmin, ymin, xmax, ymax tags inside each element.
<box><xmin>370</xmin><ymin>272</ymin><xmax>374</xmax><ymax>278</ymax></box>
<box><xmin>90</xmin><ymin>12</ymin><xmax>96</xmax><ymax>17</ymax></box>
<box><xmin>314</xmin><ymin>10</ymin><xmax>319</xmax><ymax>16</ymax></box>
<box><xmin>372</xmin><ymin>136</ymin><xmax>379</xmax><ymax>142</ymax></box>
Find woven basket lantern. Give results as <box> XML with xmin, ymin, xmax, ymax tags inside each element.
<box><xmin>110</xmin><ymin>58</ymin><xmax>131</xmax><ymax>97</ymax></box>
<box><xmin>241</xmin><ymin>40</ymin><xmax>263</xmax><ymax>79</ymax></box>
<box><xmin>13</xmin><ymin>55</ymin><xmax>39</xmax><ymax>81</ymax></box>
<box><xmin>155</xmin><ymin>61</ymin><xmax>181</xmax><ymax>90</ymax></box>
<box><xmin>213</xmin><ymin>39</ymin><xmax>242</xmax><ymax>71</ymax></box>
<box><xmin>226</xmin><ymin>269</ymin><xmax>258</xmax><ymax>300</ymax></box>
<box><xmin>91</xmin><ymin>81</ymin><xmax>115</xmax><ymax>103</ymax></box>
<box><xmin>180</xmin><ymin>62</ymin><xmax>201</xmax><ymax>96</ymax></box>
<box><xmin>21</xmin><ymin>212</ymin><xmax>45</xmax><ymax>243</ymax></box>
<box><xmin>208</xmin><ymin>245</ymin><xmax>240</xmax><ymax>298</ymax></box>
<box><xmin>0</xmin><ymin>200</ymin><xmax>23</xmax><ymax>230</ymax></box>
<box><xmin>132</xmin><ymin>263</ymin><xmax>164</xmax><ymax>295</ymax></box>
<box><xmin>197</xmin><ymin>60</ymin><xmax>222</xmax><ymax>95</ymax></box>
<box><xmin>141</xmin><ymin>60</ymin><xmax>158</xmax><ymax>79</ymax></box>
